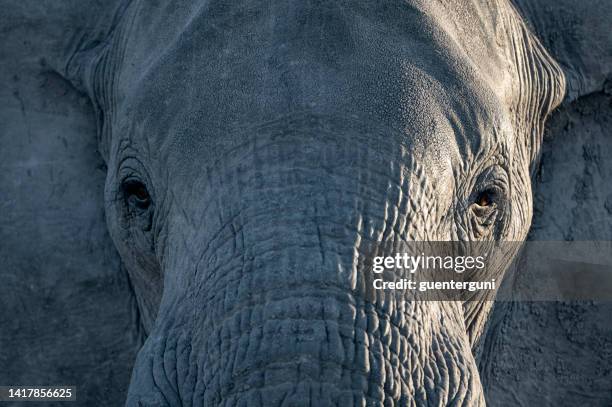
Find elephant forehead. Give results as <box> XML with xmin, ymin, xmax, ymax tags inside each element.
<box><xmin>112</xmin><ymin>0</ymin><xmax>513</xmax><ymax>175</ymax></box>
<box><xmin>117</xmin><ymin>0</ymin><xmax>509</xmax><ymax>110</ymax></box>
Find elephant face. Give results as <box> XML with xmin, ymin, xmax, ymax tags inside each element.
<box><xmin>84</xmin><ymin>0</ymin><xmax>564</xmax><ymax>405</ymax></box>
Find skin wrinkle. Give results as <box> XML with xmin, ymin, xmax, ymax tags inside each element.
<box><xmin>81</xmin><ymin>0</ymin><xmax>567</xmax><ymax>405</ymax></box>
<box><xmin>182</xmin><ymin>272</ymin><xmax>460</xmax><ymax>400</ymax></box>
<box><xmin>167</xmin><ymin>132</ymin><xmax>425</xmax><ymax>273</ymax></box>
<box><xmin>190</xmin><ymin>174</ymin><xmax>417</xmax><ymax>247</ymax></box>
<box><xmin>171</xmin><ymin>199</ymin><xmax>436</xmax><ymax>396</ymax></box>
<box><xmin>184</xmin><ymin>308</ymin><xmax>428</xmax><ymax>403</ymax></box>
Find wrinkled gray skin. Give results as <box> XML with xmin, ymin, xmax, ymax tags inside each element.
<box><xmin>2</xmin><ymin>0</ymin><xmax>611</xmax><ymax>405</ymax></box>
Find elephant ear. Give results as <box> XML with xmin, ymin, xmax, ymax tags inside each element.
<box><xmin>512</xmin><ymin>0</ymin><xmax>612</xmax><ymax>102</ymax></box>
<box><xmin>0</xmin><ymin>1</ymin><xmax>140</xmax><ymax>404</ymax></box>
<box><xmin>479</xmin><ymin>2</ymin><xmax>612</xmax><ymax>405</ymax></box>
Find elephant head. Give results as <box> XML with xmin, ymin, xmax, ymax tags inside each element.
<box><xmin>5</xmin><ymin>0</ymin><xmax>611</xmax><ymax>405</ymax></box>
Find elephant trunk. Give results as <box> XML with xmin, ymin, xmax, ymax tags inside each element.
<box><xmin>126</xmin><ymin>115</ymin><xmax>484</xmax><ymax>406</ymax></box>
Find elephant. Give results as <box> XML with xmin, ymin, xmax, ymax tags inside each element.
<box><xmin>1</xmin><ymin>0</ymin><xmax>611</xmax><ymax>405</ymax></box>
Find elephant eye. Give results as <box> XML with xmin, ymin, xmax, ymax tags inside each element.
<box><xmin>471</xmin><ymin>186</ymin><xmax>502</xmax><ymax>223</ymax></box>
<box><xmin>475</xmin><ymin>189</ymin><xmax>495</xmax><ymax>207</ymax></box>
<box><xmin>122</xmin><ymin>179</ymin><xmax>151</xmax><ymax>209</ymax></box>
